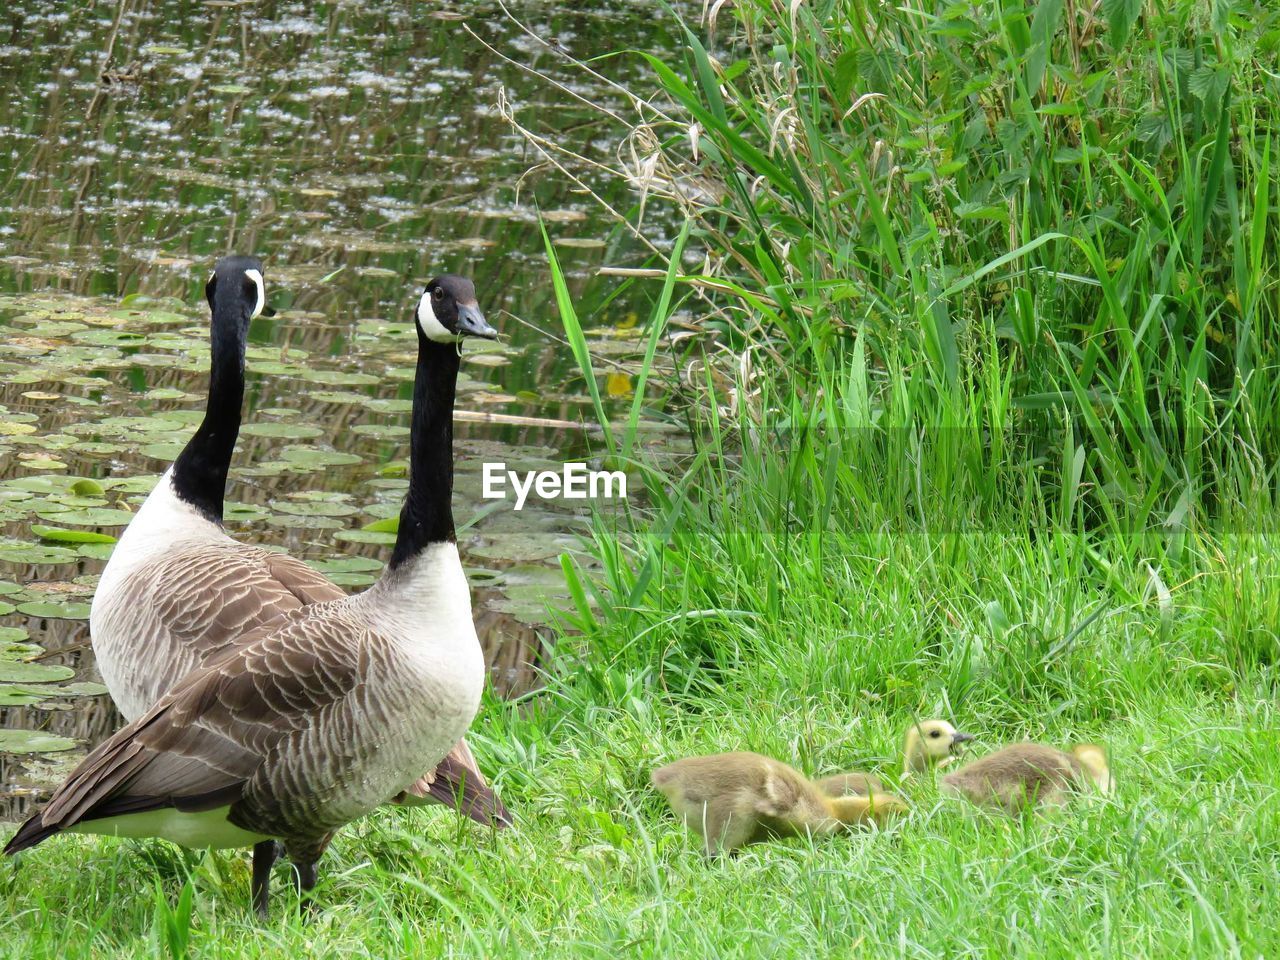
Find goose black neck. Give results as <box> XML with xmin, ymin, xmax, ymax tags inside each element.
<box><xmin>389</xmin><ymin>334</ymin><xmax>459</xmax><ymax>568</ymax></box>
<box><xmin>171</xmin><ymin>302</ymin><xmax>247</xmax><ymax>523</ymax></box>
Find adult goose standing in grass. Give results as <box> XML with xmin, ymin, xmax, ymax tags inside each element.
<box><xmin>13</xmin><ymin>274</ymin><xmax>503</xmax><ymax>915</ymax></box>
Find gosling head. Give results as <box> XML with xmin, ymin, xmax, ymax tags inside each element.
<box><xmin>204</xmin><ymin>255</ymin><xmax>267</xmax><ymax>327</ymax></box>
<box><xmin>902</xmin><ymin>719</ymin><xmax>974</xmax><ymax>776</ymax></box>
<box><xmin>416</xmin><ymin>274</ymin><xmax>497</xmax><ymax>343</ymax></box>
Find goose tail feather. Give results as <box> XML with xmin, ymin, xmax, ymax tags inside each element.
<box><xmin>4</xmin><ymin>815</ymin><xmax>58</xmax><ymax>856</ymax></box>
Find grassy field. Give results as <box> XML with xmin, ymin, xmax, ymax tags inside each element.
<box><xmin>5</xmin><ymin>0</ymin><xmax>1280</xmax><ymax>956</ymax></box>
<box><xmin>3</xmin><ymin>541</ymin><xmax>1278</xmax><ymax>958</ymax></box>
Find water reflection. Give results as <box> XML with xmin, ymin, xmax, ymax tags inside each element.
<box><xmin>0</xmin><ymin>0</ymin><xmax>678</xmax><ymax>335</ymax></box>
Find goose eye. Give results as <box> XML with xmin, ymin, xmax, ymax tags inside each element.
<box><xmin>433</xmin><ymin>287</ymin><xmax>444</xmax><ymax>300</ymax></box>
<box><xmin>929</xmin><ymin>731</ymin><xmax>940</xmax><ymax>739</ymax></box>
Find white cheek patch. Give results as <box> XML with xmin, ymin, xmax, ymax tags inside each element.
<box><xmin>417</xmin><ymin>292</ymin><xmax>457</xmax><ymax>342</ymax></box>
<box><xmin>244</xmin><ymin>268</ymin><xmax>265</xmax><ymax>319</ymax></box>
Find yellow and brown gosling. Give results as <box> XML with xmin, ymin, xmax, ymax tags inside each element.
<box><xmin>813</xmin><ymin>771</ymin><xmax>886</xmax><ymax>797</ymax></box>
<box><xmin>900</xmin><ymin>719</ymin><xmax>976</xmax><ymax>777</ymax></box>
<box><xmin>816</xmin><ymin>719</ymin><xmax>973</xmax><ymax>798</ymax></box>
<box><xmin>938</xmin><ymin>740</ymin><xmax>1113</xmax><ymax>814</ymax></box>
<box><xmin>651</xmin><ymin>751</ymin><xmax>908</xmax><ymax>856</ymax></box>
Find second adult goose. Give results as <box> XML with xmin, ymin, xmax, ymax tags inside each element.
<box><xmin>7</xmin><ymin>276</ymin><xmax>501</xmax><ymax>916</ymax></box>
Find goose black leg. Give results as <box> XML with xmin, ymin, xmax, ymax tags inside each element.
<box><xmin>290</xmin><ymin>860</ymin><xmax>320</xmax><ymax>915</ymax></box>
<box><xmin>251</xmin><ymin>840</ymin><xmax>282</xmax><ymax>919</ymax></box>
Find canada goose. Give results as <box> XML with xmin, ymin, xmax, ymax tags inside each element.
<box><xmin>89</xmin><ymin>258</ymin><xmax>508</xmax><ymax>910</ymax></box>
<box><xmin>651</xmin><ymin>752</ymin><xmax>908</xmax><ymax>856</ymax></box>
<box><xmin>939</xmin><ymin>741</ymin><xmax>1113</xmax><ymax>814</ymax></box>
<box><xmin>819</xmin><ymin>719</ymin><xmax>974</xmax><ymax>800</ymax></box>
<box><xmin>900</xmin><ymin>718</ymin><xmax>976</xmax><ymax>776</ymax></box>
<box><xmin>6</xmin><ymin>275</ymin><xmax>502</xmax><ymax>917</ymax></box>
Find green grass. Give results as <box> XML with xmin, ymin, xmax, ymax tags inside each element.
<box><xmin>3</xmin><ymin>531</ymin><xmax>1278</xmax><ymax>957</ymax></box>
<box><xmin>6</xmin><ymin>0</ymin><xmax>1280</xmax><ymax>955</ymax></box>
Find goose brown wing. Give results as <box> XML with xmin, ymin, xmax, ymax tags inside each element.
<box><xmin>260</xmin><ymin>550</ymin><xmax>348</xmax><ymax>606</ymax></box>
<box><xmin>25</xmin><ymin>609</ymin><xmax>365</xmax><ymax>838</ymax></box>
<box><xmin>143</xmin><ymin>546</ymin><xmax>347</xmax><ymax>666</ymax></box>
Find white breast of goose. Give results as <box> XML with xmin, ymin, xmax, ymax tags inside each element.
<box><xmin>336</xmin><ymin>543</ymin><xmax>486</xmax><ymax>807</ymax></box>
<box><xmin>91</xmin><ymin>467</ymin><xmax>236</xmax><ymax>718</ymax></box>
<box><xmin>93</xmin><ymin>467</ymin><xmax>230</xmax><ymax>597</ymax></box>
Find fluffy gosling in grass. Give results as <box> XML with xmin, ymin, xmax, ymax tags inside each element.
<box><xmin>816</xmin><ymin>719</ymin><xmax>974</xmax><ymax>798</ymax></box>
<box><xmin>897</xmin><ymin>718</ymin><xmax>1113</xmax><ymax>812</ymax></box>
<box><xmin>939</xmin><ymin>740</ymin><xmax>1114</xmax><ymax>814</ymax></box>
<box><xmin>651</xmin><ymin>752</ymin><xmax>908</xmax><ymax>856</ymax></box>
<box><xmin>901</xmin><ymin>718</ymin><xmax>977</xmax><ymax>776</ymax></box>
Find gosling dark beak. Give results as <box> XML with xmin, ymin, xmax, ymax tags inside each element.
<box><xmin>951</xmin><ymin>732</ymin><xmax>975</xmax><ymax>744</ymax></box>
<box><xmin>261</xmin><ymin>304</ymin><xmax>278</xmax><ymax>318</ymax></box>
<box><xmin>456</xmin><ymin>302</ymin><xmax>497</xmax><ymax>339</ymax></box>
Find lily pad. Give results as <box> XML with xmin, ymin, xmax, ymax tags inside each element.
<box><xmin>30</xmin><ymin>525</ymin><xmax>118</xmax><ymax>544</ymax></box>
<box><xmin>467</xmin><ymin>534</ymin><xmax>574</xmax><ymax>562</ymax></box>
<box><xmin>0</xmin><ymin>681</ymin><xmax>108</xmax><ymax>705</ymax></box>
<box><xmin>0</xmin><ymin>729</ymin><xmax>77</xmax><ymax>754</ymax></box>
<box><xmin>0</xmin><ymin>540</ymin><xmax>80</xmax><ymax>565</ymax></box>
<box><xmin>307</xmin><ymin>556</ymin><xmax>383</xmax><ymax>574</ymax></box>
<box><xmin>139</xmin><ymin>442</ymin><xmax>189</xmax><ymax>460</ymax></box>
<box><xmin>280</xmin><ymin>447</ymin><xmax>364</xmax><ymax>468</ymax></box>
<box><xmin>333</xmin><ymin>529</ymin><xmax>397</xmax><ymax>546</ymax></box>
<box><xmin>224</xmin><ymin>502</ymin><xmax>272</xmax><ymax>523</ymax></box>
<box><xmin>0</xmin><ymin>687</ymin><xmax>44</xmax><ymax>707</ymax></box>
<box><xmin>240</xmin><ymin>422</ymin><xmax>325</xmax><ymax>439</ymax></box>
<box><xmin>0</xmin><ymin>661</ymin><xmax>75</xmax><ymax>683</ymax></box>
<box><xmin>33</xmin><ymin>507</ymin><xmax>134</xmax><ymax>526</ymax></box>
<box><xmin>16</xmin><ymin>600</ymin><xmax>92</xmax><ymax>620</ymax></box>
<box><xmin>271</xmin><ymin>500</ymin><xmax>360</xmax><ymax>518</ymax></box>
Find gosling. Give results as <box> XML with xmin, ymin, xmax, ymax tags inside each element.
<box><xmin>939</xmin><ymin>741</ymin><xmax>1113</xmax><ymax>814</ymax></box>
<box><xmin>651</xmin><ymin>752</ymin><xmax>908</xmax><ymax>856</ymax></box>
<box><xmin>816</xmin><ymin>719</ymin><xmax>974</xmax><ymax>798</ymax></box>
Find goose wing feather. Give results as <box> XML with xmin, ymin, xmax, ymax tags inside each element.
<box><xmin>33</xmin><ymin>607</ymin><xmax>365</xmax><ymax>838</ymax></box>
<box><xmin>397</xmin><ymin>739</ymin><xmax>513</xmax><ymax>826</ymax></box>
<box><xmin>139</xmin><ymin>545</ymin><xmax>346</xmax><ymax>667</ymax></box>
<box><xmin>260</xmin><ymin>550</ymin><xmax>349</xmax><ymax>606</ymax></box>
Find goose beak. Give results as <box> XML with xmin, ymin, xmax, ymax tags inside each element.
<box><xmin>951</xmin><ymin>732</ymin><xmax>975</xmax><ymax>745</ymax></box>
<box><xmin>456</xmin><ymin>302</ymin><xmax>497</xmax><ymax>340</ymax></box>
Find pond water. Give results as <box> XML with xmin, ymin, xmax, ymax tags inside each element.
<box><xmin>0</xmin><ymin>0</ymin><xmax>686</xmax><ymax>819</ymax></box>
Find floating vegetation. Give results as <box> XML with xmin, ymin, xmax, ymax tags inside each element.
<box><xmin>0</xmin><ymin>729</ymin><xmax>77</xmax><ymax>755</ymax></box>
